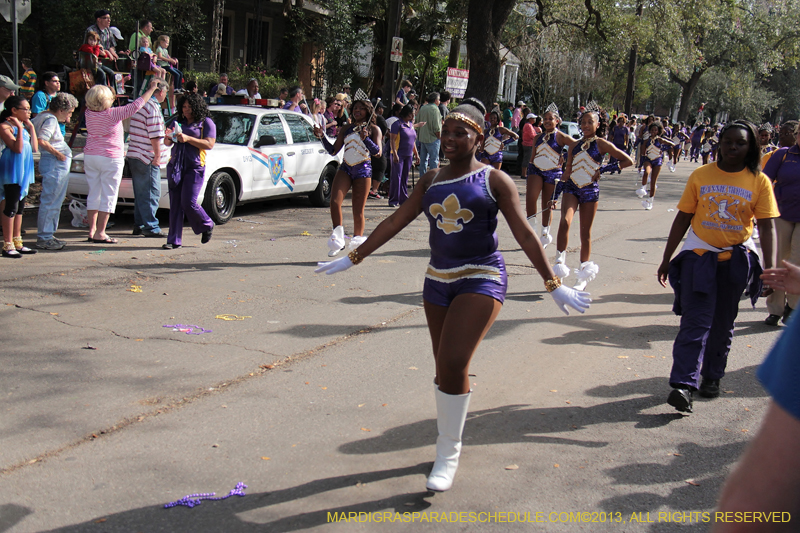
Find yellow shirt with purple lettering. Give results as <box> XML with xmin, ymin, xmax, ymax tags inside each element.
<box><xmin>677</xmin><ymin>163</ymin><xmax>779</xmax><ymax>249</ymax></box>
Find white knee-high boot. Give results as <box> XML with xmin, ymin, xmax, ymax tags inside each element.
<box><xmin>426</xmin><ymin>386</ymin><xmax>471</xmax><ymax>492</ymax></box>
<box><xmin>553</xmin><ymin>250</ymin><xmax>570</xmax><ymax>279</ymax></box>
<box><xmin>327</xmin><ymin>225</ymin><xmax>345</xmax><ymax>257</ymax></box>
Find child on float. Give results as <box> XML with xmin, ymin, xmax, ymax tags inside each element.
<box><xmin>313</xmin><ymin>98</ymin><xmax>382</xmax><ymax>256</ymax></box>
<box><xmin>479</xmin><ymin>109</ymin><xmax>518</xmax><ymax>170</ymax></box>
<box><xmin>553</xmin><ymin>107</ymin><xmax>634</xmax><ymax>290</ymax></box>
<box><xmin>315</xmin><ymin>97</ymin><xmax>591</xmax><ymax>493</ymax></box>
<box><xmin>525</xmin><ymin>103</ymin><xmax>578</xmax><ymax>249</ymax></box>
<box><xmin>0</xmin><ymin>96</ymin><xmax>38</xmax><ymax>257</ymax></box>
<box><xmin>657</xmin><ymin>120</ymin><xmax>778</xmax><ymax>413</ymax></box>
<box><xmin>635</xmin><ymin>122</ymin><xmax>676</xmax><ymax>210</ymax></box>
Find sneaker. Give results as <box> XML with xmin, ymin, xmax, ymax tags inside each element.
<box><xmin>669</xmin><ymin>162</ymin><xmax>676</xmax><ymax>173</ymax></box>
<box><xmin>783</xmin><ymin>305</ymin><xmax>793</xmax><ymax>325</ymax></box>
<box><xmin>667</xmin><ymin>388</ymin><xmax>693</xmax><ymax>413</ymax></box>
<box><xmin>143</xmin><ymin>229</ymin><xmax>165</xmax><ymax>238</ymax></box>
<box><xmin>698</xmin><ymin>378</ymin><xmax>720</xmax><ymax>399</ymax></box>
<box><xmin>36</xmin><ymin>238</ymin><xmax>66</xmax><ymax>250</ymax></box>
<box><xmin>643</xmin><ymin>197</ymin><xmax>653</xmax><ymax>210</ymax></box>
<box><xmin>368</xmin><ymin>191</ymin><xmax>382</xmax><ymax>199</ymax></box>
<box><xmin>764</xmin><ymin>314</ymin><xmax>781</xmax><ymax>326</ymax></box>
<box><xmin>132</xmin><ymin>227</ymin><xmax>143</xmax><ymax>236</ymax></box>
<box><xmin>635</xmin><ymin>186</ymin><xmax>648</xmax><ymax>198</ymax></box>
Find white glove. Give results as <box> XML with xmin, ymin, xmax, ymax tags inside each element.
<box><xmin>315</xmin><ymin>255</ymin><xmax>354</xmax><ymax>275</ymax></box>
<box><xmin>550</xmin><ymin>285</ymin><xmax>591</xmax><ymax>315</ymax></box>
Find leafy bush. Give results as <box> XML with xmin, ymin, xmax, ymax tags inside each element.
<box><xmin>184</xmin><ymin>60</ymin><xmax>298</xmax><ymax>98</ymax></box>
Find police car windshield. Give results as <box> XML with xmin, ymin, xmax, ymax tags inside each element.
<box><xmin>210</xmin><ymin>111</ymin><xmax>256</xmax><ymax>146</ymax></box>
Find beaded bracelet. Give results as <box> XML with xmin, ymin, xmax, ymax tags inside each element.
<box><xmin>349</xmin><ymin>249</ymin><xmax>364</xmax><ymax>265</ymax></box>
<box><xmin>544</xmin><ymin>276</ymin><xmax>562</xmax><ymax>292</ymax></box>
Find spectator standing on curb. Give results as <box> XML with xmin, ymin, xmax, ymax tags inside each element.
<box><xmin>0</xmin><ymin>75</ymin><xmax>19</xmax><ymax>115</ymax></box>
<box><xmin>417</xmin><ymin>92</ymin><xmax>442</xmax><ymax>175</ymax></box>
<box><xmin>502</xmin><ymin>102</ymin><xmax>513</xmax><ymax>129</ymax></box>
<box><xmin>282</xmin><ymin>86</ymin><xmax>304</xmax><ymax>112</ymax></box>
<box><xmin>438</xmin><ymin>91</ymin><xmax>450</xmax><ymax>122</ymax></box>
<box><xmin>30</xmin><ymin>72</ymin><xmax>61</xmax><ymax>118</ymax></box>
<box><xmin>18</xmin><ymin>59</ymin><xmax>36</xmax><ymax>101</ymax></box>
<box><xmin>512</xmin><ymin>101</ymin><xmax>524</xmax><ymax>131</ymax></box>
<box><xmin>32</xmin><ymin>92</ymin><xmax>78</xmax><ymax>250</ymax></box>
<box><xmin>127</xmin><ymin>80</ymin><xmax>168</xmax><ymax>238</ymax></box>
<box><xmin>519</xmin><ymin>113</ymin><xmax>537</xmax><ymax>181</ymax></box>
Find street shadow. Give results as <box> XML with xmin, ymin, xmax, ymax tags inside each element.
<box><xmin>594</xmin><ymin>292</ymin><xmax>675</xmax><ymax>305</ymax></box>
<box><xmin>338</xmin><ymin>292</ymin><xmax>424</xmax><ymax>306</ymax></box>
<box><xmin>339</xmin><ymin>395</ymin><xmax>680</xmax><ymax>457</ymax></box>
<box><xmin>0</xmin><ymin>504</ymin><xmax>34</xmax><ymax>533</ymax></box>
<box><xmin>40</xmin><ymin>465</ymin><xmax>432</xmax><ymax>533</ymax></box>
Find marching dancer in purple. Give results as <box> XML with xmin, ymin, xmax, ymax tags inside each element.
<box><xmin>315</xmin><ymin>98</ymin><xmax>590</xmax><ymax>493</ymax></box>
<box><xmin>314</xmin><ymin>98</ymin><xmax>382</xmax><ymax>256</ymax></box>
<box><xmin>479</xmin><ymin>109</ymin><xmax>517</xmax><ymax>170</ymax></box>
<box><xmin>635</xmin><ymin>122</ymin><xmax>676</xmax><ymax>210</ymax></box>
<box><xmin>554</xmin><ymin>106</ymin><xmax>634</xmax><ymax>290</ymax></box>
<box><xmin>526</xmin><ymin>104</ymin><xmax>577</xmax><ymax>249</ymax></box>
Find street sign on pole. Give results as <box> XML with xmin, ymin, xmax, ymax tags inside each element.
<box><xmin>445</xmin><ymin>67</ymin><xmax>469</xmax><ymax>99</ymax></box>
<box><xmin>0</xmin><ymin>0</ymin><xmax>31</xmax><ymax>23</ymax></box>
<box><xmin>1</xmin><ymin>0</ymin><xmax>31</xmax><ymax>81</ymax></box>
<box><xmin>390</xmin><ymin>37</ymin><xmax>403</xmax><ymax>62</ymax></box>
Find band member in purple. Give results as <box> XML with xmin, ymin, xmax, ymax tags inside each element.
<box><xmin>479</xmin><ymin>109</ymin><xmax>517</xmax><ymax>170</ymax></box>
<box><xmin>526</xmin><ymin>104</ymin><xmax>577</xmax><ymax>249</ymax></box>
<box><xmin>163</xmin><ymin>94</ymin><xmax>216</xmax><ymax>249</ymax></box>
<box><xmin>314</xmin><ymin>98</ymin><xmax>382</xmax><ymax>257</ymax></box>
<box><xmin>388</xmin><ymin>105</ymin><xmax>420</xmax><ymax>207</ymax></box>
<box><xmin>609</xmin><ymin>116</ymin><xmax>629</xmax><ymax>172</ymax></box>
<box><xmin>315</xmin><ymin>97</ymin><xmax>590</xmax><ymax>493</ymax></box>
<box><xmin>670</xmin><ymin>122</ymin><xmax>689</xmax><ymax>170</ymax></box>
<box><xmin>636</xmin><ymin>122</ymin><xmax>676</xmax><ymax>210</ymax></box>
<box><xmin>690</xmin><ymin>121</ymin><xmax>707</xmax><ymax>162</ymax></box>
<box><xmin>554</xmin><ymin>108</ymin><xmax>634</xmax><ymax>291</ymax></box>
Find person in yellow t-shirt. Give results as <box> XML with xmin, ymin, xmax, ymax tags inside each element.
<box><xmin>656</xmin><ymin>120</ymin><xmax>779</xmax><ymax>414</ymax></box>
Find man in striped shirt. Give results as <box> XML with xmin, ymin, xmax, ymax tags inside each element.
<box><xmin>127</xmin><ymin>80</ymin><xmax>168</xmax><ymax>237</ymax></box>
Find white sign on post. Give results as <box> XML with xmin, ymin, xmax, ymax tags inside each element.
<box><xmin>445</xmin><ymin>67</ymin><xmax>469</xmax><ymax>98</ymax></box>
<box><xmin>390</xmin><ymin>37</ymin><xmax>403</xmax><ymax>62</ymax></box>
<box><xmin>0</xmin><ymin>0</ymin><xmax>31</xmax><ymax>23</ymax></box>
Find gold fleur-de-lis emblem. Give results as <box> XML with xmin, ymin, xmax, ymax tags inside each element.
<box><xmin>429</xmin><ymin>193</ymin><xmax>474</xmax><ymax>234</ymax></box>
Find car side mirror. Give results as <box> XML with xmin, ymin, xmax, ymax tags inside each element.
<box><xmin>254</xmin><ymin>135</ymin><xmax>276</xmax><ymax>148</ymax></box>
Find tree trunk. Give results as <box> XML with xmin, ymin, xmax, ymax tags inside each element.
<box><xmin>623</xmin><ymin>2</ymin><xmax>643</xmax><ymax>116</ymax></box>
<box><xmin>464</xmin><ymin>0</ymin><xmax>517</xmax><ymax>107</ymax></box>
<box><xmin>210</xmin><ymin>0</ymin><xmax>226</xmax><ymax>73</ymax></box>
<box><xmin>675</xmin><ymin>68</ymin><xmax>705</xmax><ymax>123</ymax></box>
<box><xmin>448</xmin><ymin>18</ymin><xmax>463</xmax><ymax>68</ymax></box>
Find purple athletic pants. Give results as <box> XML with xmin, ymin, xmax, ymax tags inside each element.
<box><xmin>669</xmin><ymin>253</ymin><xmax>748</xmax><ymax>390</ymax></box>
<box><xmin>167</xmin><ymin>168</ymin><xmax>214</xmax><ymax>246</ymax></box>
<box><xmin>390</xmin><ymin>156</ymin><xmax>412</xmax><ymax>206</ymax></box>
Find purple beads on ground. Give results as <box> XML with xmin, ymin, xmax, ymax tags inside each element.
<box><xmin>164</xmin><ymin>482</ymin><xmax>247</xmax><ymax>509</ymax></box>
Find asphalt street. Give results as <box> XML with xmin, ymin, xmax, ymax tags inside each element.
<box><xmin>0</xmin><ymin>160</ymin><xmax>788</xmax><ymax>532</ymax></box>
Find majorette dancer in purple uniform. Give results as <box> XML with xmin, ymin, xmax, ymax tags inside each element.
<box><xmin>479</xmin><ymin>109</ymin><xmax>517</xmax><ymax>170</ymax></box>
<box><xmin>670</xmin><ymin>122</ymin><xmax>689</xmax><ymax>170</ymax></box>
<box><xmin>526</xmin><ymin>103</ymin><xmax>577</xmax><ymax>249</ymax></box>
<box><xmin>554</xmin><ymin>103</ymin><xmax>634</xmax><ymax>291</ymax></box>
<box><xmin>690</xmin><ymin>121</ymin><xmax>707</xmax><ymax>162</ymax></box>
<box><xmin>316</xmin><ymin>97</ymin><xmax>590</xmax><ymax>493</ymax></box>
<box><xmin>636</xmin><ymin>122</ymin><xmax>676</xmax><ymax>210</ymax></box>
<box><xmin>314</xmin><ymin>98</ymin><xmax>382</xmax><ymax>257</ymax></box>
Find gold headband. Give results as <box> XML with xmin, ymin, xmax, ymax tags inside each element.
<box><xmin>447</xmin><ymin>112</ymin><xmax>483</xmax><ymax>134</ymax></box>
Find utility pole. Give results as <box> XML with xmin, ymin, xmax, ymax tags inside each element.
<box><xmin>382</xmin><ymin>0</ymin><xmax>402</xmax><ymax>102</ymax></box>
<box><xmin>11</xmin><ymin>0</ymin><xmax>18</xmax><ymax>80</ymax></box>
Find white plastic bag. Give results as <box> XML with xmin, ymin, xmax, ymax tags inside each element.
<box><xmin>69</xmin><ymin>199</ymin><xmax>89</xmax><ymax>228</ymax></box>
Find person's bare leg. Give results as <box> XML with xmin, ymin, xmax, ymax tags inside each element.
<box><xmin>541</xmin><ymin>182</ymin><xmax>556</xmax><ymax>228</ymax></box>
<box><xmin>556</xmin><ymin>193</ymin><xmax>578</xmax><ymax>253</ymax></box>
<box><xmin>94</xmin><ymin>211</ymin><xmax>111</xmax><ymax>240</ymax></box>
<box><xmin>650</xmin><ymin>165</ymin><xmax>662</xmax><ymax>198</ymax></box>
<box><xmin>351</xmin><ymin>178</ymin><xmax>370</xmax><ymax>237</ymax></box>
<box><xmin>526</xmin><ymin>174</ymin><xmax>543</xmax><ymax>219</ymax></box>
<box><xmin>328</xmin><ymin>170</ymin><xmax>351</xmax><ymax>229</ymax></box>
<box><xmin>578</xmin><ymin>201</ymin><xmax>598</xmax><ymax>263</ymax></box>
<box><xmin>87</xmin><ymin>209</ymin><xmax>99</xmax><ymax>239</ymax></box>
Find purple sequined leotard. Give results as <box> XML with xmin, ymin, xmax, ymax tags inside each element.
<box><xmin>563</xmin><ymin>138</ymin><xmax>602</xmax><ymax>204</ymax></box>
<box><xmin>480</xmin><ymin>128</ymin><xmax>504</xmax><ymax>164</ymax></box>
<box><xmin>421</xmin><ymin>165</ymin><xmax>507</xmax><ymax>306</ymax></box>
<box><xmin>528</xmin><ymin>131</ymin><xmax>564</xmax><ymax>185</ymax></box>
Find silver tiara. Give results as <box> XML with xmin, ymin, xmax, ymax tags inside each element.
<box><xmin>545</xmin><ymin>102</ymin><xmax>559</xmax><ymax>115</ymax></box>
<box><xmin>584</xmin><ymin>100</ymin><xmax>600</xmax><ymax>113</ymax></box>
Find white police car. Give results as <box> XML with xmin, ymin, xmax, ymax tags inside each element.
<box><xmin>67</xmin><ymin>105</ymin><xmax>341</xmax><ymax>224</ymax></box>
